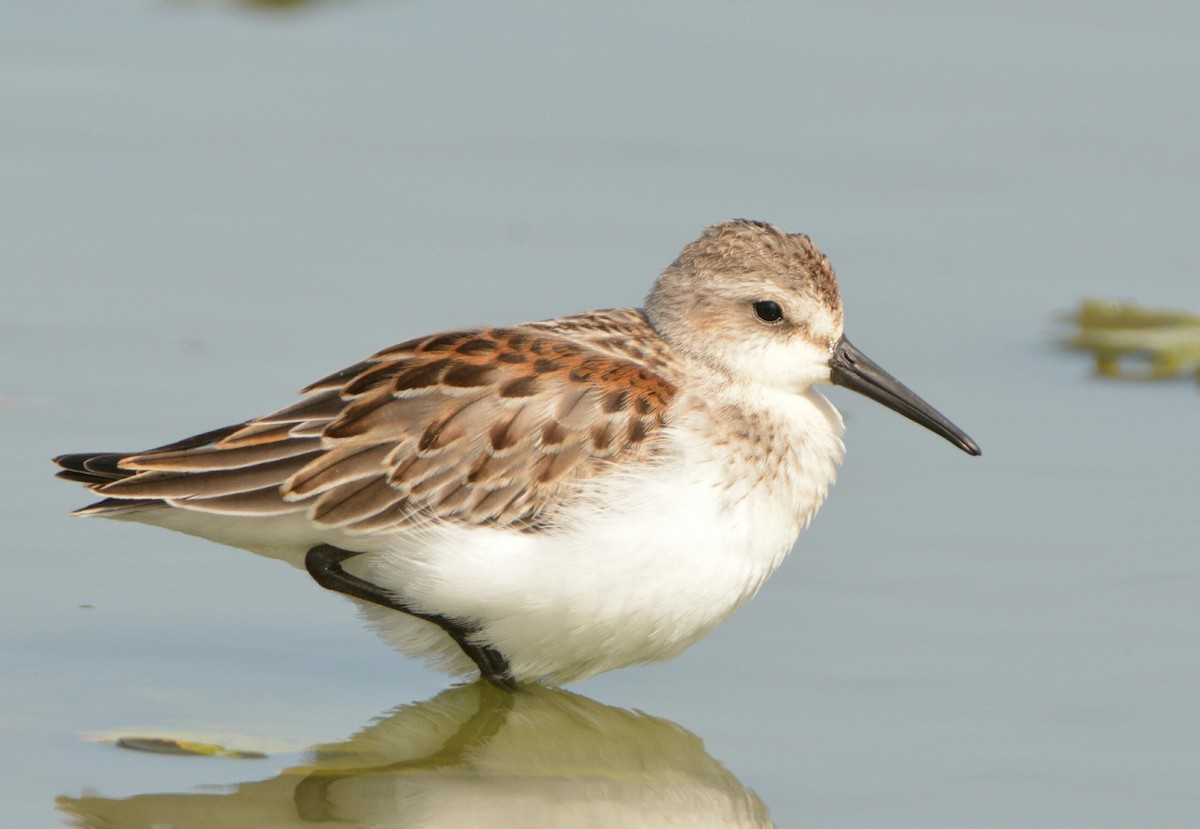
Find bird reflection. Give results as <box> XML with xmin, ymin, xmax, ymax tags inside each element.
<box><xmin>59</xmin><ymin>683</ymin><xmax>774</xmax><ymax>828</ymax></box>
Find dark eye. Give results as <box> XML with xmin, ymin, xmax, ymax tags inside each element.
<box><xmin>753</xmin><ymin>300</ymin><xmax>784</xmax><ymax>323</ymax></box>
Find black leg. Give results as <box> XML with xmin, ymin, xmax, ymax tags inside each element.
<box><xmin>305</xmin><ymin>544</ymin><xmax>518</xmax><ymax>691</ymax></box>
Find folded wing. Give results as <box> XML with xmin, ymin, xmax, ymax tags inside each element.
<box><xmin>60</xmin><ymin>313</ymin><xmax>677</xmax><ymax>533</ymax></box>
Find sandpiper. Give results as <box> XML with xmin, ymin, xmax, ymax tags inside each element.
<box><xmin>55</xmin><ymin>220</ymin><xmax>980</xmax><ymax>688</ymax></box>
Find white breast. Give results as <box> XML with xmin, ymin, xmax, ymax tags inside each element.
<box><xmin>364</xmin><ymin>387</ymin><xmax>846</xmax><ymax>683</ymax></box>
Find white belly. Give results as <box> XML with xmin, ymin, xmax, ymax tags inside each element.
<box><xmin>364</xmin><ymin>390</ymin><xmax>845</xmax><ymax>683</ymax></box>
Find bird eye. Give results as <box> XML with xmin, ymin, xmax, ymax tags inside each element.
<box><xmin>753</xmin><ymin>300</ymin><xmax>784</xmax><ymax>323</ymax></box>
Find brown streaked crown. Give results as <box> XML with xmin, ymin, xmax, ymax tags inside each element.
<box><xmin>645</xmin><ymin>219</ymin><xmax>844</xmax><ymax>359</ymax></box>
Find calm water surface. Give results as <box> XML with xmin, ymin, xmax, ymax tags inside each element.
<box><xmin>3</xmin><ymin>1</ymin><xmax>1198</xmax><ymax>826</ymax></box>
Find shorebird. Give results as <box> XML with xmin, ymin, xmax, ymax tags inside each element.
<box><xmin>55</xmin><ymin>220</ymin><xmax>980</xmax><ymax>689</ymax></box>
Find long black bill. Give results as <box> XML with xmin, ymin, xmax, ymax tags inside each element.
<box><xmin>829</xmin><ymin>335</ymin><xmax>981</xmax><ymax>456</ymax></box>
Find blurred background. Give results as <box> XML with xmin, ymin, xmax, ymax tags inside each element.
<box><xmin>3</xmin><ymin>1</ymin><xmax>1198</xmax><ymax>826</ymax></box>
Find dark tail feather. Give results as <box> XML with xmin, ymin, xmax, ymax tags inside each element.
<box><xmin>55</xmin><ymin>422</ymin><xmax>258</xmax><ymax>516</ymax></box>
<box><xmin>53</xmin><ymin>452</ymin><xmax>134</xmax><ymax>486</ymax></box>
<box><xmin>71</xmin><ymin>496</ymin><xmax>164</xmax><ymax>516</ymax></box>
<box><xmin>53</xmin><ymin>453</ymin><xmax>163</xmax><ymax>515</ymax></box>
<box><xmin>53</xmin><ymin>424</ymin><xmax>245</xmax><ymax>486</ymax></box>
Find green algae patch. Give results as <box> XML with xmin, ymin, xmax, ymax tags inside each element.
<box><xmin>1061</xmin><ymin>300</ymin><xmax>1200</xmax><ymax>381</ymax></box>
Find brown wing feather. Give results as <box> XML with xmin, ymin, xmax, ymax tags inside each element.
<box><xmin>71</xmin><ymin>310</ymin><xmax>677</xmax><ymax>532</ymax></box>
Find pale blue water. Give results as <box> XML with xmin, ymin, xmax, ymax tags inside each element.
<box><xmin>3</xmin><ymin>1</ymin><xmax>1199</xmax><ymax>826</ymax></box>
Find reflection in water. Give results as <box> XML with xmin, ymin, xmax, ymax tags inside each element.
<box><xmin>59</xmin><ymin>683</ymin><xmax>774</xmax><ymax>828</ymax></box>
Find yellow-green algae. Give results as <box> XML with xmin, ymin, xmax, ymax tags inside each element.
<box><xmin>1061</xmin><ymin>300</ymin><xmax>1200</xmax><ymax>381</ymax></box>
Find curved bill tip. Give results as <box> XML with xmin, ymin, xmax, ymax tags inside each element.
<box><xmin>829</xmin><ymin>335</ymin><xmax>981</xmax><ymax>456</ymax></box>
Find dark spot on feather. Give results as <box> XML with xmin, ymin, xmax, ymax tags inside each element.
<box><xmin>443</xmin><ymin>363</ymin><xmax>496</xmax><ymax>387</ymax></box>
<box><xmin>343</xmin><ymin>363</ymin><xmax>403</xmax><ymax>396</ymax></box>
<box><xmin>323</xmin><ymin>395</ymin><xmax>391</xmax><ymax>439</ymax></box>
<box><xmin>392</xmin><ymin>359</ymin><xmax>452</xmax><ymax>391</ymax></box>
<box><xmin>456</xmin><ymin>338</ymin><xmax>499</xmax><ymax>355</ymax></box>
<box><xmin>386</xmin><ymin>453</ymin><xmax>417</xmax><ymax>485</ymax></box>
<box><xmin>498</xmin><ymin>351</ymin><xmax>527</xmax><ymax>364</ymax></box>
<box><xmin>535</xmin><ymin>445</ymin><xmax>582</xmax><ymax>484</ymax></box>
<box><xmin>505</xmin><ymin>334</ymin><xmax>529</xmax><ymax>349</ymax></box>
<box><xmin>627</xmin><ymin>419</ymin><xmax>647</xmax><ymax>443</ymax></box>
<box><xmin>568</xmin><ymin>370</ymin><xmax>589</xmax><ymax>383</ymax></box>
<box><xmin>322</xmin><ymin>421</ymin><xmax>358</xmax><ymax>440</ymax></box>
<box><xmin>466</xmin><ymin>455</ymin><xmax>489</xmax><ymax>484</ymax></box>
<box><xmin>420</xmin><ymin>334</ymin><xmax>462</xmax><ymax>352</ymax></box>
<box><xmin>633</xmin><ymin>395</ymin><xmax>654</xmax><ymax>416</ymax></box>
<box><xmin>490</xmin><ymin>417</ymin><xmax>517</xmax><ymax>451</ymax></box>
<box><xmin>465</xmin><ymin>454</ymin><xmax>517</xmax><ymax>489</ymax></box>
<box><xmin>591</xmin><ymin>422</ymin><xmax>616</xmax><ymax>452</ymax></box>
<box><xmin>602</xmin><ymin>389</ymin><xmax>629</xmax><ymax>413</ymax></box>
<box><xmin>418</xmin><ymin>422</ymin><xmax>443</xmax><ymax>452</ymax></box>
<box><xmin>541</xmin><ymin>422</ymin><xmax>566</xmax><ymax>446</ymax></box>
<box><xmin>533</xmin><ymin>358</ymin><xmax>563</xmax><ymax>373</ymax></box>
<box><xmin>499</xmin><ymin>375</ymin><xmax>541</xmax><ymax>398</ymax></box>
<box><xmin>532</xmin><ymin>454</ymin><xmax>555</xmax><ymax>483</ymax></box>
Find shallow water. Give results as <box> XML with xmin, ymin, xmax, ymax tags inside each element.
<box><xmin>4</xmin><ymin>1</ymin><xmax>1199</xmax><ymax>826</ymax></box>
